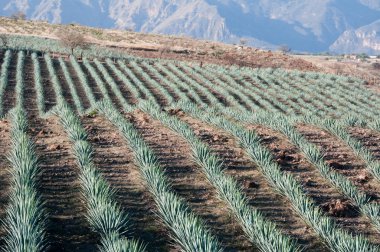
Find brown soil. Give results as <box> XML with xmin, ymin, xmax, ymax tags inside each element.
<box><xmin>81</xmin><ymin>114</ymin><xmax>175</xmax><ymax>251</ymax></box>
<box><xmin>31</xmin><ymin>117</ymin><xmax>99</xmax><ymax>251</ymax></box>
<box><xmin>129</xmin><ymin>110</ymin><xmax>254</xmax><ymax>251</ymax></box>
<box><xmin>0</xmin><ymin>17</ymin><xmax>321</xmax><ymax>73</ymax></box>
<box><xmin>174</xmin><ymin>112</ymin><xmax>325</xmax><ymax>251</ymax></box>
<box><xmin>38</xmin><ymin>56</ymin><xmax>57</xmax><ymax>112</ymax></box>
<box><xmin>52</xmin><ymin>58</ymin><xmax>75</xmax><ymax>109</ymax></box>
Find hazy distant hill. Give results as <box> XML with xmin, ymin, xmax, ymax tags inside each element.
<box><xmin>1</xmin><ymin>0</ymin><xmax>379</xmax><ymax>54</ymax></box>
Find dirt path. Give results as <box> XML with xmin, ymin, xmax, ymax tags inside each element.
<box><xmin>253</xmin><ymin>124</ymin><xmax>380</xmax><ymax>245</ymax></box>
<box><xmin>81</xmin><ymin>114</ymin><xmax>174</xmax><ymax>251</ymax></box>
<box><xmin>174</xmin><ymin>112</ymin><xmax>325</xmax><ymax>251</ymax></box>
<box><xmin>130</xmin><ymin>110</ymin><xmax>255</xmax><ymax>251</ymax></box>
<box><xmin>38</xmin><ymin>56</ymin><xmax>57</xmax><ymax>112</ymax></box>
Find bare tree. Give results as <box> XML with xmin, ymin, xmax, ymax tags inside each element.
<box><xmin>58</xmin><ymin>30</ymin><xmax>87</xmax><ymax>55</ymax></box>
<box><xmin>0</xmin><ymin>34</ymin><xmax>8</xmax><ymax>49</ymax></box>
<box><xmin>239</xmin><ymin>38</ymin><xmax>248</xmax><ymax>46</ymax></box>
<box><xmin>279</xmin><ymin>44</ymin><xmax>291</xmax><ymax>54</ymax></box>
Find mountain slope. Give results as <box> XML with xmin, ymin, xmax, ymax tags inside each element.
<box><xmin>1</xmin><ymin>0</ymin><xmax>380</xmax><ymax>53</ymax></box>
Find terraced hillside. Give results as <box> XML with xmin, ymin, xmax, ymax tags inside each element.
<box><xmin>1</xmin><ymin>48</ymin><xmax>380</xmax><ymax>252</ymax></box>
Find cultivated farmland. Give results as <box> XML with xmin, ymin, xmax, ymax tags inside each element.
<box><xmin>0</xmin><ymin>47</ymin><xmax>380</xmax><ymax>252</ymax></box>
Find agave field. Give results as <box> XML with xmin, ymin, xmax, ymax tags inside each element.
<box><xmin>1</xmin><ymin>47</ymin><xmax>380</xmax><ymax>252</ymax></box>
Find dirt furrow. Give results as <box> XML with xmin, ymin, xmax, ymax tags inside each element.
<box><xmin>23</xmin><ymin>56</ymin><xmax>39</xmax><ymax>115</ymax></box>
<box><xmin>38</xmin><ymin>57</ymin><xmax>57</xmax><ymax>112</ymax></box>
<box><xmin>23</xmin><ymin>55</ymin><xmax>98</xmax><ymax>251</ymax></box>
<box><xmin>130</xmin><ymin>109</ymin><xmax>254</xmax><ymax>251</ymax></box>
<box><xmin>53</xmin><ymin>58</ymin><xmax>76</xmax><ymax>109</ymax></box>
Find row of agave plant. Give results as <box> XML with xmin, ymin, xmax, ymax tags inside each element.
<box><xmin>227</xmin><ymin>110</ymin><xmax>380</xmax><ymax>233</ymax></box>
<box><xmin>3</xmin><ymin>50</ymin><xmax>47</xmax><ymax>251</ymax></box>
<box><xmin>140</xmin><ymin>101</ymin><xmax>301</xmax><ymax>252</ymax></box>
<box><xmin>4</xmin><ymin>107</ymin><xmax>47</xmax><ymax>251</ymax></box>
<box><xmin>54</xmin><ymin>102</ymin><xmax>145</xmax><ymax>252</ymax></box>
<box><xmin>96</xmin><ymin>99</ymin><xmax>223</xmax><ymax>252</ymax></box>
<box><xmin>175</xmin><ymin>101</ymin><xmax>379</xmax><ymax>252</ymax></box>
<box><xmin>31</xmin><ymin>53</ymin><xmax>45</xmax><ymax>116</ymax></box>
<box><xmin>210</xmin><ymin>64</ymin><xmax>380</xmax><ymax>119</ymax></box>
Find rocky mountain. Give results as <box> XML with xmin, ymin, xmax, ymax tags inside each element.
<box><xmin>1</xmin><ymin>0</ymin><xmax>379</xmax><ymax>54</ymax></box>
<box><xmin>330</xmin><ymin>20</ymin><xmax>380</xmax><ymax>54</ymax></box>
